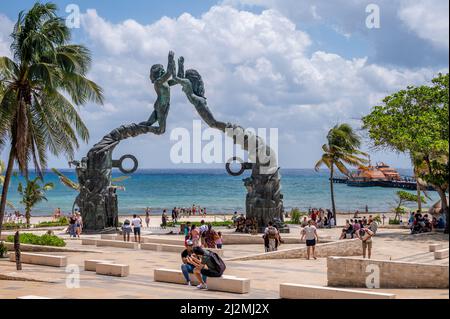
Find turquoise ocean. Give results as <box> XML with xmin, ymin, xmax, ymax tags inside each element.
<box><xmin>5</xmin><ymin>168</ymin><xmax>440</xmax><ymax>216</ymax></box>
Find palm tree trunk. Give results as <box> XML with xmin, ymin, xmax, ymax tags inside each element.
<box><xmin>414</xmin><ymin>169</ymin><xmax>422</xmax><ymax>212</ymax></box>
<box><xmin>0</xmin><ymin>147</ymin><xmax>15</xmax><ymax>236</ymax></box>
<box><xmin>330</xmin><ymin>166</ymin><xmax>337</xmax><ymax>225</ymax></box>
<box><xmin>25</xmin><ymin>208</ymin><xmax>31</xmax><ymax>228</ymax></box>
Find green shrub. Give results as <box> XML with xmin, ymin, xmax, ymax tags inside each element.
<box><xmin>388</xmin><ymin>218</ymin><xmax>400</xmax><ymax>225</ymax></box>
<box><xmin>285</xmin><ymin>208</ymin><xmax>307</xmax><ymax>224</ymax></box>
<box><xmin>0</xmin><ymin>241</ymin><xmax>8</xmax><ymax>256</ymax></box>
<box><xmin>34</xmin><ymin>217</ymin><xmax>69</xmax><ymax>228</ymax></box>
<box><xmin>373</xmin><ymin>215</ymin><xmax>382</xmax><ymax>223</ymax></box>
<box><xmin>6</xmin><ymin>233</ymin><xmax>66</xmax><ymax>247</ymax></box>
<box><xmin>1</xmin><ymin>222</ymin><xmax>27</xmax><ymax>230</ymax></box>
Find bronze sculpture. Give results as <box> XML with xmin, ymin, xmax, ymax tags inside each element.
<box><xmin>71</xmin><ymin>52</ymin><xmax>285</xmax><ymax>233</ymax></box>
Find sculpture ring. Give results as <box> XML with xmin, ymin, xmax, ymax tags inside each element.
<box><xmin>114</xmin><ymin>154</ymin><xmax>138</xmax><ymax>174</ymax></box>
<box><xmin>225</xmin><ymin>157</ymin><xmax>246</xmax><ymax>176</ymax></box>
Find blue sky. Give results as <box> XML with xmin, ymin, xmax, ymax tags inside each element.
<box><xmin>0</xmin><ymin>1</ymin><xmax>449</xmax><ymax>169</ymax></box>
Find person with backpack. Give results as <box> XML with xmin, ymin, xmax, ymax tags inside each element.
<box><xmin>187</xmin><ymin>246</ymin><xmax>226</xmax><ymax>290</ymax></box>
<box><xmin>264</xmin><ymin>221</ymin><xmax>279</xmax><ymax>252</ymax></box>
<box><xmin>180</xmin><ymin>240</ymin><xmax>207</xmax><ymax>286</ymax></box>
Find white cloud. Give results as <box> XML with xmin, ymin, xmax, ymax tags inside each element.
<box><xmin>72</xmin><ymin>5</ymin><xmax>447</xmax><ymax>169</ymax></box>
<box><xmin>0</xmin><ymin>14</ymin><xmax>13</xmax><ymax>57</ymax></box>
<box><xmin>398</xmin><ymin>0</ymin><xmax>449</xmax><ymax>50</ymax></box>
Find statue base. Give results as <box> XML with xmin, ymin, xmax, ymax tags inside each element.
<box><xmin>257</xmin><ymin>226</ymin><xmax>290</xmax><ymax>234</ymax></box>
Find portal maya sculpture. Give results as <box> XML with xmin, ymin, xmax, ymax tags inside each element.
<box><xmin>71</xmin><ymin>52</ymin><xmax>285</xmax><ymax>233</ymax></box>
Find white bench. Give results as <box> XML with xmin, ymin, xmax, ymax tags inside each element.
<box><xmin>154</xmin><ymin>268</ymin><xmax>250</xmax><ymax>294</ymax></box>
<box><xmin>429</xmin><ymin>244</ymin><xmax>444</xmax><ymax>252</ymax></box>
<box><xmin>96</xmin><ymin>263</ymin><xmax>129</xmax><ymax>277</ymax></box>
<box><xmin>84</xmin><ymin>259</ymin><xmax>115</xmax><ymax>271</ymax></box>
<box><xmin>17</xmin><ymin>295</ymin><xmax>51</xmax><ymax>299</ymax></box>
<box><xmin>9</xmin><ymin>252</ymin><xmax>67</xmax><ymax>267</ymax></box>
<box><xmin>435</xmin><ymin>248</ymin><xmax>449</xmax><ymax>260</ymax></box>
<box><xmin>95</xmin><ymin>239</ymin><xmax>139</xmax><ymax>249</ymax></box>
<box><xmin>81</xmin><ymin>238</ymin><xmax>97</xmax><ymax>245</ymax></box>
<box><xmin>141</xmin><ymin>243</ymin><xmax>224</xmax><ymax>257</ymax></box>
<box><xmin>100</xmin><ymin>234</ymin><xmax>118</xmax><ymax>240</ymax></box>
<box><xmin>280</xmin><ymin>283</ymin><xmax>396</xmax><ymax>299</ymax></box>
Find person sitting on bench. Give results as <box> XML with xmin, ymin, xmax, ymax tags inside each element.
<box><xmin>181</xmin><ymin>240</ymin><xmax>206</xmax><ymax>286</ymax></box>
<box><xmin>186</xmin><ymin>246</ymin><xmax>226</xmax><ymax>290</ymax></box>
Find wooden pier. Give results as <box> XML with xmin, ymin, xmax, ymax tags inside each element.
<box><xmin>331</xmin><ymin>178</ymin><xmax>435</xmax><ymax>191</ymax></box>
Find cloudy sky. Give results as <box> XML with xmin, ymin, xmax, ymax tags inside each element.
<box><xmin>0</xmin><ymin>0</ymin><xmax>448</xmax><ymax>169</ymax></box>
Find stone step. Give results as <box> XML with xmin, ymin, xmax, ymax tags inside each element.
<box><xmin>435</xmin><ymin>248</ymin><xmax>449</xmax><ymax>260</ymax></box>
<box><xmin>95</xmin><ymin>239</ymin><xmax>139</xmax><ymax>249</ymax></box>
<box><xmin>81</xmin><ymin>238</ymin><xmax>97</xmax><ymax>245</ymax></box>
<box><xmin>84</xmin><ymin>259</ymin><xmax>115</xmax><ymax>271</ymax></box>
<box><xmin>141</xmin><ymin>243</ymin><xmax>224</xmax><ymax>257</ymax></box>
<box><xmin>429</xmin><ymin>244</ymin><xmax>444</xmax><ymax>252</ymax></box>
<box><xmin>96</xmin><ymin>263</ymin><xmax>129</xmax><ymax>277</ymax></box>
<box><xmin>8</xmin><ymin>252</ymin><xmax>67</xmax><ymax>267</ymax></box>
<box><xmin>280</xmin><ymin>283</ymin><xmax>396</xmax><ymax>299</ymax></box>
<box><xmin>17</xmin><ymin>295</ymin><xmax>52</xmax><ymax>299</ymax></box>
<box><xmin>154</xmin><ymin>268</ymin><xmax>250</xmax><ymax>294</ymax></box>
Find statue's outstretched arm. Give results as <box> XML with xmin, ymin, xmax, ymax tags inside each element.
<box><xmin>156</xmin><ymin>51</ymin><xmax>175</xmax><ymax>84</ymax></box>
<box><xmin>177</xmin><ymin>56</ymin><xmax>185</xmax><ymax>78</ymax></box>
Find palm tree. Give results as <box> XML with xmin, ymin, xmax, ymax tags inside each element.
<box><xmin>0</xmin><ymin>2</ymin><xmax>103</xmax><ymax>234</ymax></box>
<box><xmin>0</xmin><ymin>160</ymin><xmax>15</xmax><ymax>210</ymax></box>
<box><xmin>315</xmin><ymin>124</ymin><xmax>368</xmax><ymax>223</ymax></box>
<box><xmin>18</xmin><ymin>176</ymin><xmax>54</xmax><ymax>227</ymax></box>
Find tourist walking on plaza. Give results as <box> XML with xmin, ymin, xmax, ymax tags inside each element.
<box><xmin>172</xmin><ymin>207</ymin><xmax>178</xmax><ymax>223</ymax></box>
<box><xmin>161</xmin><ymin>210</ymin><xmax>168</xmax><ymax>229</ymax></box>
<box><xmin>132</xmin><ymin>214</ymin><xmax>142</xmax><ymax>243</ymax></box>
<box><xmin>75</xmin><ymin>212</ymin><xmax>83</xmax><ymax>238</ymax></box>
<box><xmin>145</xmin><ymin>207</ymin><xmax>151</xmax><ymax>228</ymax></box>
<box><xmin>204</xmin><ymin>224</ymin><xmax>217</xmax><ymax>248</ymax></box>
<box><xmin>301</xmin><ymin>220</ymin><xmax>319</xmax><ymax>260</ymax></box>
<box><xmin>122</xmin><ymin>218</ymin><xmax>132</xmax><ymax>241</ymax></box>
<box><xmin>264</xmin><ymin>222</ymin><xmax>280</xmax><ymax>252</ymax></box>
<box><xmin>69</xmin><ymin>212</ymin><xmax>77</xmax><ymax>238</ymax></box>
<box><xmin>215</xmin><ymin>231</ymin><xmax>223</xmax><ymax>249</ymax></box>
<box><xmin>355</xmin><ymin>226</ymin><xmax>374</xmax><ymax>259</ymax></box>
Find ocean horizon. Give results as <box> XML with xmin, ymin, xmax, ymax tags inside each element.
<box><xmin>4</xmin><ymin>168</ymin><xmax>440</xmax><ymax>216</ymax></box>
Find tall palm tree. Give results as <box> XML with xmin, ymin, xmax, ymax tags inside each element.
<box><xmin>315</xmin><ymin>124</ymin><xmax>368</xmax><ymax>223</ymax></box>
<box><xmin>18</xmin><ymin>176</ymin><xmax>54</xmax><ymax>227</ymax></box>
<box><xmin>0</xmin><ymin>2</ymin><xmax>103</xmax><ymax>234</ymax></box>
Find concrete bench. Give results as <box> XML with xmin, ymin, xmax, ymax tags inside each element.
<box><xmin>141</xmin><ymin>237</ymin><xmax>185</xmax><ymax>245</ymax></box>
<box><xmin>96</xmin><ymin>263</ymin><xmax>129</xmax><ymax>277</ymax></box>
<box><xmin>81</xmin><ymin>238</ymin><xmax>97</xmax><ymax>245</ymax></box>
<box><xmin>84</xmin><ymin>259</ymin><xmax>115</xmax><ymax>271</ymax></box>
<box><xmin>9</xmin><ymin>252</ymin><xmax>67</xmax><ymax>267</ymax></box>
<box><xmin>154</xmin><ymin>268</ymin><xmax>250</xmax><ymax>294</ymax></box>
<box><xmin>95</xmin><ymin>239</ymin><xmax>139</xmax><ymax>249</ymax></box>
<box><xmin>429</xmin><ymin>244</ymin><xmax>444</xmax><ymax>252</ymax></box>
<box><xmin>141</xmin><ymin>243</ymin><xmax>224</xmax><ymax>257</ymax></box>
<box><xmin>17</xmin><ymin>295</ymin><xmax>51</xmax><ymax>299</ymax></box>
<box><xmin>434</xmin><ymin>248</ymin><xmax>449</xmax><ymax>260</ymax></box>
<box><xmin>100</xmin><ymin>234</ymin><xmax>118</xmax><ymax>240</ymax></box>
<box><xmin>280</xmin><ymin>283</ymin><xmax>396</xmax><ymax>299</ymax></box>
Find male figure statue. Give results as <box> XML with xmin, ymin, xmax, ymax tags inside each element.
<box><xmin>140</xmin><ymin>51</ymin><xmax>176</xmax><ymax>134</ymax></box>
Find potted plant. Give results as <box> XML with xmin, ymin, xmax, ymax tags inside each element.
<box><xmin>0</xmin><ymin>241</ymin><xmax>8</xmax><ymax>258</ymax></box>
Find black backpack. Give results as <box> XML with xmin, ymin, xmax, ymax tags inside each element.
<box><xmin>208</xmin><ymin>251</ymin><xmax>226</xmax><ymax>276</ymax></box>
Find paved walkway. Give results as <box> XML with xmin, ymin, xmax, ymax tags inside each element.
<box><xmin>0</xmin><ymin>228</ymin><xmax>448</xmax><ymax>299</ymax></box>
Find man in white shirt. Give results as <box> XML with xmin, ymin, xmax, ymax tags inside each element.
<box><xmin>131</xmin><ymin>214</ymin><xmax>143</xmax><ymax>243</ymax></box>
<box><xmin>301</xmin><ymin>220</ymin><xmax>319</xmax><ymax>260</ymax></box>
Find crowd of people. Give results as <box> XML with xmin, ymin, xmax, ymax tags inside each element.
<box><xmin>2</xmin><ymin>211</ymin><xmax>24</xmax><ymax>224</ymax></box>
<box><xmin>408</xmin><ymin>211</ymin><xmax>445</xmax><ymax>234</ymax></box>
<box><xmin>231</xmin><ymin>212</ymin><xmax>258</xmax><ymax>233</ymax></box>
<box><xmin>305</xmin><ymin>208</ymin><xmax>335</xmax><ymax>228</ymax></box>
<box><xmin>182</xmin><ymin>220</ymin><xmax>223</xmax><ymax>249</ymax></box>
<box><xmin>339</xmin><ymin>215</ymin><xmax>378</xmax><ymax>240</ymax></box>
